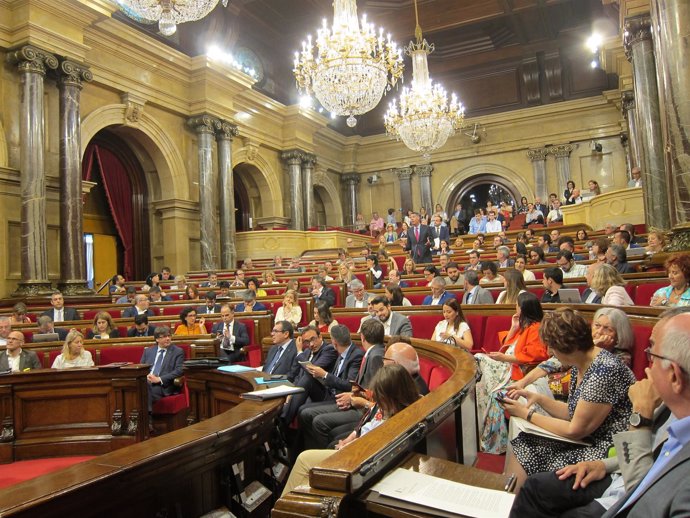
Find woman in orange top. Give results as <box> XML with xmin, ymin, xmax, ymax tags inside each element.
<box><xmin>474</xmin><ymin>292</ymin><xmax>548</xmax><ymax>453</ymax></box>
<box><xmin>174</xmin><ymin>307</ymin><xmax>206</xmax><ymax>335</ymax></box>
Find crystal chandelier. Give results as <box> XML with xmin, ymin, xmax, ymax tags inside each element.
<box><xmin>384</xmin><ymin>0</ymin><xmax>464</xmax><ymax>159</ymax></box>
<box><xmin>115</xmin><ymin>0</ymin><xmax>228</xmax><ymax>36</ymax></box>
<box><xmin>293</xmin><ymin>0</ymin><xmax>404</xmax><ymax>128</ymax></box>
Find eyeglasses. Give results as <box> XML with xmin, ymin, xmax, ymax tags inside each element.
<box><xmin>645</xmin><ymin>347</ymin><xmax>685</xmax><ymax>371</ymax></box>
<box><xmin>271</xmin><ymin>328</ymin><xmax>286</xmax><ymax>334</ymax></box>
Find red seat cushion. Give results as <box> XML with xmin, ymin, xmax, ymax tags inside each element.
<box><xmin>162</xmin><ymin>306</ymin><xmax>183</xmax><ymax>316</ymax></box>
<box><xmin>631</xmin><ymin>325</ymin><xmax>653</xmax><ymax>380</ymax></box>
<box><xmin>418</xmin><ymin>357</ymin><xmax>435</xmax><ymax>386</ymax></box>
<box><xmin>634</xmin><ymin>283</ymin><xmax>665</xmax><ymax>306</ymax></box>
<box><xmin>429</xmin><ymin>365</ymin><xmax>452</xmax><ymax>391</ymax></box>
<box><xmin>409</xmin><ymin>314</ymin><xmax>441</xmax><ymax>340</ymax></box>
<box><xmin>406</xmin><ymin>293</ymin><xmax>428</xmax><ymax>306</ymax></box>
<box><xmin>237</xmin><ymin>319</ymin><xmax>256</xmax><ymax>346</ymax></box>
<box><xmin>333</xmin><ymin>314</ymin><xmax>366</xmax><ymax>333</ymax></box>
<box><xmin>100</xmin><ymin>346</ymin><xmax>145</xmax><ymax>364</ymax></box>
<box><xmin>152</xmin><ymin>392</ymin><xmax>187</xmax><ymax>414</ymax></box>
<box><xmin>465</xmin><ymin>314</ymin><xmax>485</xmax><ymax>348</ymax></box>
<box><xmin>482</xmin><ymin>315</ymin><xmax>513</xmax><ymax>352</ymax></box>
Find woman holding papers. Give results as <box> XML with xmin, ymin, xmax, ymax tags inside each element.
<box><xmin>502</xmin><ymin>308</ymin><xmax>635</xmax><ymax>492</ymax></box>
<box><xmin>281</xmin><ymin>364</ymin><xmax>420</xmax><ymax>496</ymax></box>
<box><xmin>474</xmin><ymin>292</ymin><xmax>549</xmax><ymax>453</ymax></box>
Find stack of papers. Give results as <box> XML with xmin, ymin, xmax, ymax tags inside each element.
<box><xmin>512</xmin><ymin>417</ymin><xmax>591</xmax><ymax>445</ymax></box>
<box><xmin>240</xmin><ymin>385</ymin><xmax>304</xmax><ymax>401</ymax></box>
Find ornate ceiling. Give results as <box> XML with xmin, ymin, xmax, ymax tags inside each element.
<box><xmin>118</xmin><ymin>0</ymin><xmax>620</xmax><ymax>136</ymax></box>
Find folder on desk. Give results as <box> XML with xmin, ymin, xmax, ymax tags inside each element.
<box><xmin>240</xmin><ymin>385</ymin><xmax>304</xmax><ymax>401</ymax></box>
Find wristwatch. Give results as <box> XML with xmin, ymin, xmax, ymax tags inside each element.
<box><xmin>629</xmin><ymin>412</ymin><xmax>653</xmax><ymax>428</ymax></box>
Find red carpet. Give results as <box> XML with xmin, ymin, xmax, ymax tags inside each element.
<box><xmin>475</xmin><ymin>452</ymin><xmax>506</xmax><ymax>474</ymax></box>
<box><xmin>0</xmin><ymin>456</ymin><xmax>96</xmax><ymax>489</ymax></box>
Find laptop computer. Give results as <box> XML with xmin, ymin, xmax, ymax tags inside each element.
<box><xmin>558</xmin><ymin>288</ymin><xmax>582</xmax><ymax>303</ymax></box>
<box><xmin>626</xmin><ymin>247</ymin><xmax>647</xmax><ymax>258</ymax></box>
<box><xmin>32</xmin><ymin>332</ymin><xmax>60</xmax><ymax>343</ymax></box>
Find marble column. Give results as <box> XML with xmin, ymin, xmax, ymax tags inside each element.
<box><xmin>216</xmin><ymin>120</ymin><xmax>239</xmax><ymax>270</ymax></box>
<box><xmin>416</xmin><ymin>164</ymin><xmax>433</xmax><ymax>213</ymax></box>
<box><xmin>342</xmin><ymin>174</ymin><xmax>360</xmax><ymax>227</ymax></box>
<box><xmin>188</xmin><ymin>114</ymin><xmax>220</xmax><ymax>271</ymax></box>
<box><xmin>621</xmin><ymin>91</ymin><xmax>641</xmax><ymax>173</ymax></box>
<box><xmin>624</xmin><ymin>16</ymin><xmax>671</xmax><ymax>230</ymax></box>
<box><xmin>302</xmin><ymin>154</ymin><xmax>316</xmax><ymax>230</ymax></box>
<box><xmin>394</xmin><ymin>167</ymin><xmax>414</xmax><ymax>214</ymax></box>
<box><xmin>527</xmin><ymin>148</ymin><xmax>548</xmax><ymax>202</ymax></box>
<box><xmin>650</xmin><ymin>0</ymin><xmax>690</xmax><ymax>234</ymax></box>
<box><xmin>281</xmin><ymin>150</ymin><xmax>305</xmax><ymax>230</ymax></box>
<box><xmin>56</xmin><ymin>59</ymin><xmax>93</xmax><ymax>295</ymax></box>
<box><xmin>7</xmin><ymin>45</ymin><xmax>58</xmax><ymax>295</ymax></box>
<box><xmin>550</xmin><ymin>144</ymin><xmax>574</xmax><ymax>196</ymax></box>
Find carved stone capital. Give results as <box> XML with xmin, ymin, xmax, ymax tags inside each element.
<box><xmin>624</xmin><ymin>16</ymin><xmax>653</xmax><ymax>61</ymax></box>
<box><xmin>7</xmin><ymin>45</ymin><xmax>58</xmax><ymax>76</ymax></box>
<box><xmin>121</xmin><ymin>93</ymin><xmax>147</xmax><ymax>124</ymax></box>
<box><xmin>281</xmin><ymin>149</ymin><xmax>307</xmax><ymax>166</ymax></box>
<box><xmin>313</xmin><ymin>170</ymin><xmax>327</xmax><ymax>185</ymax></box>
<box><xmin>549</xmin><ymin>144</ymin><xmax>574</xmax><ymax>159</ymax></box>
<box><xmin>394</xmin><ymin>167</ymin><xmax>414</xmax><ymax>180</ymax></box>
<box><xmin>302</xmin><ymin>153</ymin><xmax>317</xmax><ymax>168</ymax></box>
<box><xmin>414</xmin><ymin>164</ymin><xmax>433</xmax><ymax>177</ymax></box>
<box><xmin>57</xmin><ymin>59</ymin><xmax>92</xmax><ymax>89</ymax></box>
<box><xmin>215</xmin><ymin>120</ymin><xmax>239</xmax><ymax>141</ymax></box>
<box><xmin>621</xmin><ymin>90</ymin><xmax>635</xmax><ymax>116</ymax></box>
<box><xmin>341</xmin><ymin>173</ymin><xmax>360</xmax><ymax>186</ymax></box>
<box><xmin>187</xmin><ymin>113</ymin><xmax>221</xmax><ymax>135</ymax></box>
<box><xmin>527</xmin><ymin>148</ymin><xmax>548</xmax><ymax>162</ymax></box>
<box><xmin>241</xmin><ymin>137</ymin><xmax>260</xmax><ymax>162</ymax></box>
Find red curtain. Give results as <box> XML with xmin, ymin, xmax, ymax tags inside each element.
<box><xmin>82</xmin><ymin>143</ymin><xmax>135</xmax><ymax>280</ymax></box>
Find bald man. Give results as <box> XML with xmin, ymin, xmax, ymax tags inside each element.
<box><xmin>0</xmin><ymin>331</ymin><xmax>41</xmax><ymax>372</ymax></box>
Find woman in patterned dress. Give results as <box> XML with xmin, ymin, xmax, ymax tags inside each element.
<box><xmin>502</xmin><ymin>308</ymin><xmax>636</xmax><ymax>492</ymax></box>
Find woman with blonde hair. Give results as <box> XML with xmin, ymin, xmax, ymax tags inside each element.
<box><xmin>275</xmin><ymin>289</ymin><xmax>302</xmax><ymax>327</ymax></box>
<box><xmin>496</xmin><ymin>269</ymin><xmax>528</xmax><ymax>304</ymax></box>
<box><xmin>52</xmin><ymin>330</ymin><xmax>94</xmax><ymax>369</ymax></box>
<box><xmin>590</xmin><ymin>264</ymin><xmax>633</xmax><ymax>305</ymax></box>
<box><xmin>337</xmin><ymin>264</ymin><xmax>355</xmax><ymax>286</ymax></box>
<box><xmin>87</xmin><ymin>311</ymin><xmax>120</xmax><ymax>339</ymax></box>
<box><xmin>402</xmin><ymin>258</ymin><xmax>417</xmax><ymax>277</ymax></box>
<box><xmin>262</xmin><ymin>270</ymin><xmax>280</xmax><ymax>285</ymax></box>
<box><xmin>645</xmin><ymin>231</ymin><xmax>666</xmax><ymax>255</ymax></box>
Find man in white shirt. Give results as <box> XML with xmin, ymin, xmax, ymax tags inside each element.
<box><xmin>0</xmin><ymin>331</ymin><xmax>41</xmax><ymax>372</ymax></box>
<box><xmin>371</xmin><ymin>296</ymin><xmax>412</xmax><ymax>337</ymax></box>
<box><xmin>466</xmin><ymin>250</ymin><xmax>482</xmax><ymax>271</ymax></box>
<box><xmin>41</xmin><ymin>291</ymin><xmax>79</xmax><ymax>322</ymax></box>
<box><xmin>628</xmin><ymin>166</ymin><xmax>642</xmax><ymax>188</ymax></box>
<box><xmin>0</xmin><ymin>317</ymin><xmax>11</xmax><ymax>346</ymax></box>
<box><xmin>557</xmin><ymin>250</ymin><xmax>588</xmax><ymax>279</ymax></box>
<box><xmin>485</xmin><ymin>211</ymin><xmax>502</xmax><ymax>233</ymax></box>
<box><xmin>496</xmin><ymin>246</ymin><xmax>514</xmax><ymax>268</ymax></box>
<box><xmin>524</xmin><ymin>203</ymin><xmax>545</xmax><ymax>226</ymax></box>
<box><xmin>547</xmin><ymin>200</ymin><xmax>564</xmax><ymax>223</ymax></box>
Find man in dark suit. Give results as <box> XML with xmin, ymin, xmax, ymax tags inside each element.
<box><xmin>0</xmin><ymin>331</ymin><xmax>41</xmax><ymax>371</ymax></box>
<box><xmin>405</xmin><ymin>211</ymin><xmax>433</xmax><ymax>264</ymax></box>
<box><xmin>262</xmin><ymin>320</ymin><xmax>296</xmax><ymax>375</ymax></box>
<box><xmin>140</xmin><ymin>326</ymin><xmax>185</xmax><ymax>412</ymax></box>
<box><xmin>122</xmin><ymin>294</ymin><xmax>156</xmax><ymax>318</ymax></box>
<box><xmin>127</xmin><ymin>314</ymin><xmax>157</xmax><ymax>337</ymax></box>
<box><xmin>211</xmin><ymin>303</ymin><xmax>250</xmax><ymax>363</ymax></box>
<box><xmin>422</xmin><ymin>277</ymin><xmax>456</xmax><ymax>306</ymax></box>
<box><xmin>41</xmin><ymin>291</ymin><xmax>79</xmax><ymax>322</ymax></box>
<box><xmin>462</xmin><ymin>270</ymin><xmax>494</xmax><ymax>304</ymax></box>
<box><xmin>430</xmin><ymin>214</ymin><xmax>450</xmax><ymax>251</ymax></box>
<box><xmin>197</xmin><ymin>291</ymin><xmax>221</xmax><ymax>315</ymax></box>
<box><xmin>311</xmin><ymin>276</ymin><xmax>336</xmax><ymax>308</ymax></box>
<box><xmin>234</xmin><ymin>290</ymin><xmax>267</xmax><ymax>312</ymax></box>
<box><xmin>300</xmin><ymin>318</ymin><xmax>385</xmax><ymax>449</ymax></box>
<box><xmin>541</xmin><ymin>266</ymin><xmax>563</xmax><ymax>303</ymax></box>
<box><xmin>607</xmin><ymin>245</ymin><xmax>637</xmax><ymax>274</ymax></box>
<box><xmin>35</xmin><ymin>316</ymin><xmax>69</xmax><ymax>341</ymax></box>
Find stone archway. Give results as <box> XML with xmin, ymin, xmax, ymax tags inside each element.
<box><xmin>233</xmin><ymin>148</ymin><xmax>283</xmax><ymax>221</ymax></box>
<box><xmin>313</xmin><ymin>169</ymin><xmax>344</xmax><ymax>227</ymax></box>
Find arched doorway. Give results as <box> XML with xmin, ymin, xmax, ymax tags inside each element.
<box><xmin>447</xmin><ymin>174</ymin><xmax>522</xmax><ymax>231</ymax></box>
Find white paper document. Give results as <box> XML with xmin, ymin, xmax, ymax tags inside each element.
<box><xmin>371</xmin><ymin>468</ymin><xmax>515</xmax><ymax>518</ymax></box>
<box><xmin>512</xmin><ymin>417</ymin><xmax>591</xmax><ymax>445</ymax></box>
<box><xmin>240</xmin><ymin>385</ymin><xmax>304</xmax><ymax>400</ymax></box>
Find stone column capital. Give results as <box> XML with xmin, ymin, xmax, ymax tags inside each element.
<box><xmin>56</xmin><ymin>59</ymin><xmax>92</xmax><ymax>88</ymax></box>
<box><xmin>342</xmin><ymin>173</ymin><xmax>360</xmax><ymax>185</ymax></box>
<box><xmin>624</xmin><ymin>16</ymin><xmax>653</xmax><ymax>61</ymax></box>
<box><xmin>7</xmin><ymin>44</ymin><xmax>58</xmax><ymax>76</ymax></box>
<box><xmin>621</xmin><ymin>90</ymin><xmax>635</xmax><ymax>116</ymax></box>
<box><xmin>527</xmin><ymin>148</ymin><xmax>548</xmax><ymax>162</ymax></box>
<box><xmin>302</xmin><ymin>153</ymin><xmax>317</xmax><ymax>167</ymax></box>
<box><xmin>549</xmin><ymin>144</ymin><xmax>574</xmax><ymax>158</ymax></box>
<box><xmin>393</xmin><ymin>167</ymin><xmax>414</xmax><ymax>180</ymax></box>
<box><xmin>215</xmin><ymin>120</ymin><xmax>239</xmax><ymax>141</ymax></box>
<box><xmin>281</xmin><ymin>149</ymin><xmax>307</xmax><ymax>166</ymax></box>
<box><xmin>187</xmin><ymin>114</ymin><xmax>221</xmax><ymax>135</ymax></box>
<box><xmin>414</xmin><ymin>164</ymin><xmax>433</xmax><ymax>177</ymax></box>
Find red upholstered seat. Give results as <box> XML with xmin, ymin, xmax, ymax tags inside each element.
<box><xmin>482</xmin><ymin>315</ymin><xmax>513</xmax><ymax>352</ymax></box>
<box><xmin>409</xmin><ymin>314</ymin><xmax>441</xmax><ymax>340</ymax></box>
<box><xmin>333</xmin><ymin>314</ymin><xmax>366</xmax><ymax>333</ymax></box>
<box><xmin>100</xmin><ymin>346</ymin><xmax>145</xmax><ymax>364</ymax></box>
<box><xmin>152</xmin><ymin>382</ymin><xmax>189</xmax><ymax>414</ymax></box>
<box><xmin>418</xmin><ymin>356</ymin><xmax>435</xmax><ymax>386</ymax></box>
<box><xmin>429</xmin><ymin>365</ymin><xmax>452</xmax><ymax>391</ymax></box>
<box><xmin>533</xmin><ymin>271</ymin><xmax>543</xmax><ymax>280</ymax></box>
<box><xmin>465</xmin><ymin>314</ymin><xmax>485</xmax><ymax>347</ymax></box>
<box><xmin>634</xmin><ymin>282</ymin><xmax>665</xmax><ymax>306</ymax></box>
<box><xmin>406</xmin><ymin>293</ymin><xmax>428</xmax><ymax>306</ymax></box>
<box><xmin>237</xmin><ymin>319</ymin><xmax>256</xmax><ymax>345</ymax></box>
<box><xmin>528</xmin><ymin>288</ymin><xmax>545</xmax><ymax>300</ymax></box>
<box><xmin>631</xmin><ymin>325</ymin><xmax>653</xmax><ymax>379</ymax></box>
<box><xmin>84</xmin><ymin>309</ymin><xmax>122</xmax><ymax>320</ymax></box>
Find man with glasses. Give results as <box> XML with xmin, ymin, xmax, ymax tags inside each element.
<box><xmin>0</xmin><ymin>317</ymin><xmax>11</xmax><ymax>346</ymax></box>
<box><xmin>345</xmin><ymin>279</ymin><xmax>373</xmax><ymax>308</ymax></box>
<box><xmin>557</xmin><ymin>250</ymin><xmax>588</xmax><ymax>279</ymax></box>
<box><xmin>0</xmin><ymin>331</ymin><xmax>41</xmax><ymax>372</ymax></box>
<box><xmin>262</xmin><ymin>321</ymin><xmax>296</xmax><ymax>375</ymax></box>
<box><xmin>211</xmin><ymin>304</ymin><xmax>249</xmax><ymax>363</ymax></box>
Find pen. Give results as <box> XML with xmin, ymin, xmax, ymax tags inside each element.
<box><xmin>504</xmin><ymin>473</ymin><xmax>516</xmax><ymax>492</ymax></box>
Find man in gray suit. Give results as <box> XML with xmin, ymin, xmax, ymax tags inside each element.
<box><xmin>461</xmin><ymin>270</ymin><xmax>493</xmax><ymax>304</ymax></box>
<box><xmin>0</xmin><ymin>331</ymin><xmax>41</xmax><ymax>372</ymax></box>
<box><xmin>370</xmin><ymin>295</ymin><xmax>413</xmax><ymax>337</ymax></box>
<box><xmin>345</xmin><ymin>279</ymin><xmax>374</xmax><ymax>308</ymax></box>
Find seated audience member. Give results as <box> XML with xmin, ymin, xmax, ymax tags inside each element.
<box><xmin>402</xmin><ymin>258</ymin><xmax>417</xmax><ymax>277</ymax></box>
<box><xmin>345</xmin><ymin>279</ymin><xmax>373</xmax><ymax>308</ymax></box>
<box><xmin>140</xmin><ymin>326</ymin><xmax>184</xmax><ymax>411</ymax></box>
<box><xmin>369</xmin><ymin>211</ymin><xmax>384</xmax><ymax>237</ymax></box>
<box><xmin>366</xmin><ymin>254</ymin><xmax>383</xmax><ymax>286</ymax></box>
<box><xmin>613</xmin><ymin>229</ymin><xmax>640</xmax><ymax>250</ymax></box>
<box><xmin>171</xmin><ymin>275</ymin><xmax>187</xmax><ymax>291</ymax></box>
<box><xmin>229</xmin><ymin>269</ymin><xmax>246</xmax><ymax>287</ymax></box>
<box><xmin>109</xmin><ymin>274</ymin><xmax>126</xmax><ymax>295</ymax></box>
<box><xmin>475</xmin><ymin>293</ymin><xmax>548</xmax><ymax>453</ymax></box>
<box><xmin>311</xmin><ymin>276</ymin><xmax>336</xmax><ymax>308</ymax></box>
<box><xmin>606</xmin><ymin>244</ymin><xmax>636</xmax><ymax>274</ymax></box>
<box><xmin>116</xmin><ymin>286</ymin><xmax>137</xmax><ymax>305</ymax></box>
<box><xmin>550</xmin><ymin>228</ymin><xmax>561</xmax><ymax>244</ymax></box>
<box><xmin>501</xmin><ymin>308</ymin><xmax>636</xmax><ymax>492</ymax></box>
<box><xmin>160</xmin><ymin>266</ymin><xmax>173</xmax><ymax>282</ymax></box>
<box><xmin>541</xmin><ymin>266</ymin><xmax>564</xmax><ymax>303</ymax></box>
<box><xmin>650</xmin><ymin>253</ymin><xmax>690</xmax><ymax>307</ymax></box>
<box><xmin>242</xmin><ymin>257</ymin><xmax>254</xmax><ymax>270</ymax></box>
<box><xmin>517</xmin><ymin>196</ymin><xmax>530</xmax><ymax>214</ymax></box>
<box><xmin>235</xmin><ymin>290</ymin><xmax>268</xmax><ymax>312</ymax></box>
<box><xmin>431</xmin><ymin>299</ymin><xmax>473</xmax><ymax>350</ymax></box>
<box><xmin>244</xmin><ymin>277</ymin><xmax>267</xmax><ymax>297</ymax></box>
<box><xmin>645</xmin><ymin>231</ymin><xmax>666</xmax><ymax>255</ymax></box>
<box><xmin>142</xmin><ymin>272</ymin><xmax>161</xmax><ymax>292</ymax></box>
<box><xmin>42</xmin><ymin>291</ymin><xmax>79</xmax><ymax>322</ymax></box>
<box><xmin>337</xmin><ymin>263</ymin><xmax>355</xmax><ymax>286</ymax></box>
<box><xmin>509</xmin><ymin>309</ymin><xmax>690</xmax><ymax>518</ymax></box>
<box><xmin>212</xmin><ymin>304</ymin><xmax>249</xmax><ymax>363</ymax></box>
<box><xmin>52</xmin><ymin>330</ymin><xmax>94</xmax><ymax>369</ymax></box>
<box><xmin>316</xmin><ymin>265</ymin><xmax>334</xmax><ymax>282</ymax></box>
<box><xmin>10</xmin><ymin>302</ymin><xmax>32</xmax><ymax>325</ymax></box>
<box><xmin>438</xmin><ymin>240</ymin><xmax>453</xmax><ymax>257</ymax></box>
<box><xmin>524</xmin><ymin>203</ymin><xmax>545</xmax><ymax>227</ymax></box>
<box><xmin>387</xmin><ymin>269</ymin><xmax>409</xmax><ymax>288</ymax></box>
<box><xmin>398</xmin><ymin>221</ymin><xmax>410</xmax><ymax>240</ymax></box>
<box><xmin>590</xmin><ymin>237</ymin><xmax>609</xmax><ymax>262</ymax></box>
<box><xmin>354</xmin><ymin>213</ymin><xmax>367</xmax><ymax>234</ymax></box>
<box><xmin>285</xmin><ymin>278</ymin><xmax>302</xmax><ymax>294</ymax></box>
<box><xmin>465</xmin><ymin>249</ymin><xmax>482</xmax><ymax>271</ymax></box>
<box><xmin>122</xmin><ymin>294</ymin><xmax>155</xmax><ymax>318</ymax></box>
<box><xmin>591</xmin><ymin>264</ymin><xmax>634</xmax><ymax>306</ymax></box>
<box><xmin>563</xmin><ymin>180</ymin><xmax>576</xmax><ymax>204</ymax></box>
<box><xmin>371</xmin><ymin>295</ymin><xmax>413</xmax><ymax>337</ymax></box>
<box><xmin>438</xmin><ymin>252</ymin><xmax>451</xmax><ymax>273</ymax></box>
<box><xmin>581</xmin><ymin>262</ymin><xmax>604</xmax><ymax>304</ymax></box>
<box><xmin>514</xmin><ymin>254</ymin><xmax>536</xmax><ymax>282</ymax></box>
<box><xmin>423</xmin><ymin>276</ymin><xmax>455</xmax><ymax>305</ymax></box>
<box><xmin>496</xmin><ymin>246</ymin><xmax>514</xmax><ymax>268</ymax></box>
<box><xmin>283</xmin><ymin>363</ymin><xmax>421</xmax><ymax>496</ymax></box>
<box><xmin>185</xmin><ymin>284</ymin><xmax>201</xmax><ymax>301</ymax></box>
<box><xmin>469</xmin><ymin>210</ymin><xmax>486</xmax><ymax>235</ymax></box>
<box><xmin>546</xmin><ymin>200</ymin><xmax>563</xmax><ymax>223</ymax></box>
<box><xmin>148</xmin><ymin>285</ymin><xmax>171</xmax><ymax>303</ymax></box>
<box><xmin>276</xmin><ymin>290</ymin><xmax>302</xmax><ymax>327</ymax></box>
<box><xmin>533</xmin><ymin>197</ymin><xmax>547</xmax><ymax>215</ymax></box>
<box><xmin>537</xmin><ymin>233</ymin><xmax>557</xmax><ymax>254</ymax></box>
<box><xmin>128</xmin><ymin>314</ymin><xmax>156</xmax><ymax>337</ymax></box>
<box><xmin>555</xmin><ymin>251</ymin><xmax>586</xmax><ymax>280</ymax></box>
<box><xmin>201</xmin><ymin>271</ymin><xmax>218</xmax><ymax>288</ymax></box>
<box><xmin>528</xmin><ymin>247</ymin><xmax>548</xmax><ymax>265</ymax></box>
<box><xmin>272</xmin><ymin>255</ymin><xmax>284</xmax><ymax>268</ymax></box>
<box><xmin>497</xmin><ymin>269</ymin><xmax>528</xmax><ymax>304</ymax></box>
<box><xmin>197</xmin><ymin>291</ymin><xmax>220</xmax><ymax>314</ymax></box>
<box><xmin>462</xmin><ymin>270</ymin><xmax>494</xmax><ymax>305</ymax></box>
<box><xmin>444</xmin><ymin>262</ymin><xmax>464</xmax><ymax>286</ymax></box>
<box><xmin>627</xmin><ymin>166</ymin><xmax>643</xmax><ymax>188</ymax></box>
<box><xmin>423</xmin><ymin>265</ymin><xmax>441</xmax><ymax>286</ymax></box>
<box><xmin>262</xmin><ymin>320</ymin><xmax>297</xmax><ymax>375</ymax></box>
<box><xmin>309</xmin><ymin>300</ymin><xmax>339</xmax><ymax>333</ymax></box>
<box><xmin>87</xmin><ymin>311</ymin><xmax>120</xmax><ymax>339</ymax></box>
<box><xmin>173</xmin><ymin>307</ymin><xmax>206</xmax><ymax>335</ymax></box>
<box><xmin>576</xmin><ymin>228</ymin><xmax>589</xmax><ymax>242</ymax></box>
<box><xmin>385</xmin><ymin>284</ymin><xmax>412</xmax><ymax>306</ymax></box>
<box><xmin>262</xmin><ymin>270</ymin><xmax>279</xmax><ymax>286</ymax></box>
<box><xmin>480</xmin><ymin>261</ymin><xmax>504</xmax><ymax>285</ymax></box>
<box><xmin>382</xmin><ymin>224</ymin><xmax>397</xmax><ymax>243</ymax></box>
<box><xmin>485</xmin><ymin>210</ymin><xmax>502</xmax><ymax>233</ymax></box>
<box><xmin>558</xmin><ymin>236</ymin><xmax>586</xmax><ymax>261</ymax></box>
<box><xmin>588</xmin><ymin>179</ymin><xmax>601</xmax><ymax>196</ymax></box>
<box><xmin>35</xmin><ymin>315</ymin><xmax>68</xmax><ymax>341</ymax></box>
<box><xmin>216</xmin><ymin>280</ymin><xmax>231</xmax><ymax>299</ymax></box>
<box><xmin>569</xmin><ymin>188</ymin><xmax>583</xmax><ymax>204</ymax></box>
<box><xmin>0</xmin><ymin>331</ymin><xmax>41</xmax><ymax>371</ymax></box>
<box><xmin>286</xmin><ymin>258</ymin><xmax>305</xmax><ymax>273</ymax></box>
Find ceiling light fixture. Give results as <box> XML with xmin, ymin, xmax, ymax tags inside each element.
<box><xmin>293</xmin><ymin>0</ymin><xmax>404</xmax><ymax>127</ymax></box>
<box><xmin>383</xmin><ymin>0</ymin><xmax>464</xmax><ymax>159</ymax></box>
<box><xmin>115</xmin><ymin>0</ymin><xmax>228</xmax><ymax>36</ymax></box>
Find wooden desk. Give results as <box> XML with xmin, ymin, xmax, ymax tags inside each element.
<box><xmin>0</xmin><ymin>365</ymin><xmax>150</xmax><ymax>463</ymax></box>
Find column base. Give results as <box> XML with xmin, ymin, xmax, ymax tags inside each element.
<box><xmin>12</xmin><ymin>281</ymin><xmax>54</xmax><ymax>297</ymax></box>
<box><xmin>57</xmin><ymin>280</ymin><xmax>95</xmax><ymax>296</ymax></box>
<box><xmin>667</xmin><ymin>224</ymin><xmax>690</xmax><ymax>252</ymax></box>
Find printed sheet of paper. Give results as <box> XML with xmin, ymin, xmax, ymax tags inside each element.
<box><xmin>512</xmin><ymin>417</ymin><xmax>590</xmax><ymax>446</ymax></box>
<box><xmin>371</xmin><ymin>468</ymin><xmax>514</xmax><ymax>518</ymax></box>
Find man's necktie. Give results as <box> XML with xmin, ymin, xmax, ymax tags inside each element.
<box><xmin>415</xmin><ymin>227</ymin><xmax>420</xmax><ymax>241</ymax></box>
<box><xmin>268</xmin><ymin>347</ymin><xmax>283</xmax><ymax>373</ymax></box>
<box><xmin>152</xmin><ymin>349</ymin><xmax>165</xmax><ymax>376</ymax></box>
<box><xmin>357</xmin><ymin>354</ymin><xmax>368</xmax><ymax>384</ymax></box>
<box><xmin>334</xmin><ymin>355</ymin><xmax>344</xmax><ymax>377</ymax></box>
